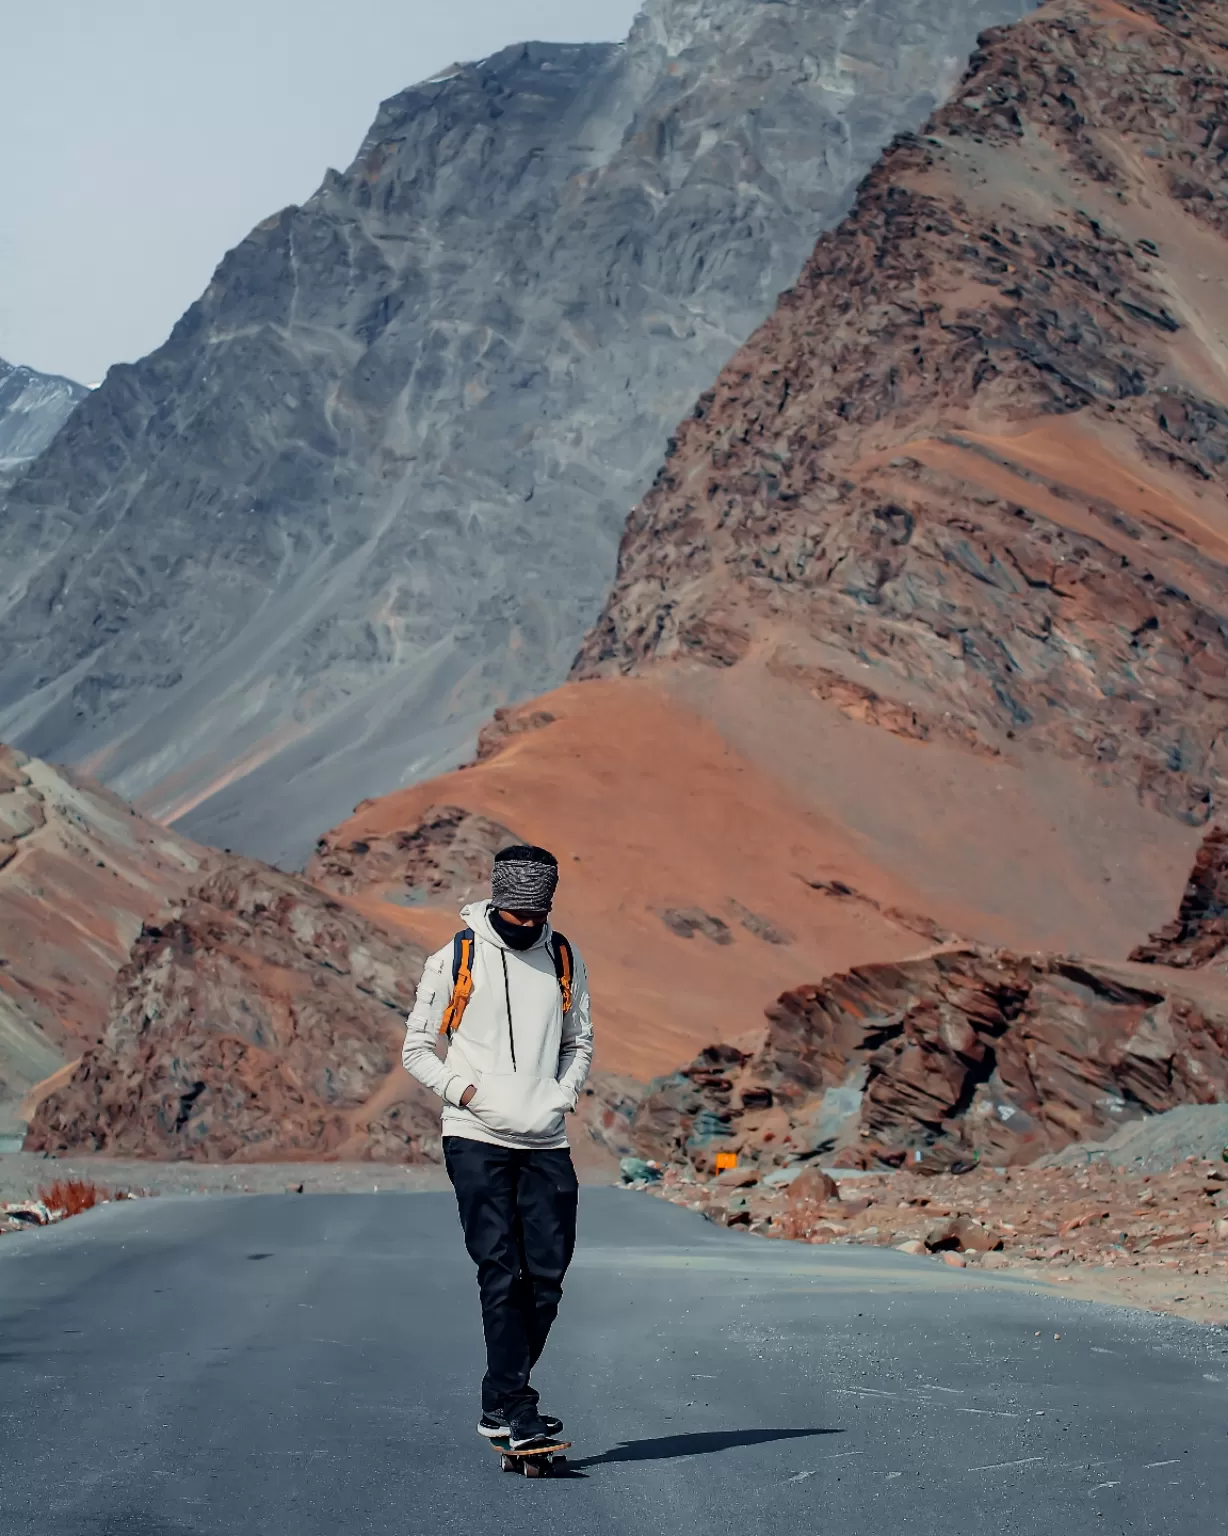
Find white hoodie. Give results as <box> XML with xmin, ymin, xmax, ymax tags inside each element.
<box><xmin>401</xmin><ymin>901</ymin><xmax>594</xmax><ymax>1150</ymax></box>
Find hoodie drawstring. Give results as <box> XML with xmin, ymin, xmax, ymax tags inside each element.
<box><xmin>501</xmin><ymin>950</ymin><xmax>517</xmax><ymax>1070</ymax></box>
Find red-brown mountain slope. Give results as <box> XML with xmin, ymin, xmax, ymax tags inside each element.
<box><xmin>308</xmin><ymin>673</ymin><xmax>1197</xmax><ymax>1080</ymax></box>
<box><xmin>308</xmin><ymin>679</ymin><xmax>971</xmax><ymax>1080</ymax></box>
<box><xmin>579</xmin><ymin>0</ymin><xmax>1228</xmax><ymax>834</ymax></box>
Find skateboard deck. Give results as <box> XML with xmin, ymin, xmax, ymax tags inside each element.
<box><xmin>490</xmin><ymin>1438</ymin><xmax>572</xmax><ymax>1478</ymax></box>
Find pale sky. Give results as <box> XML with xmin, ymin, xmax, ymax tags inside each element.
<box><xmin>0</xmin><ymin>0</ymin><xmax>643</xmax><ymax>384</ymax></box>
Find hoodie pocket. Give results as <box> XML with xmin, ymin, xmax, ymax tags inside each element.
<box><xmin>468</xmin><ymin>1074</ymin><xmax>569</xmax><ymax>1139</ymax></box>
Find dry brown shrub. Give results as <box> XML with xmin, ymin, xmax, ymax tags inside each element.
<box><xmin>37</xmin><ymin>1179</ymin><xmax>109</xmax><ymax>1217</ymax></box>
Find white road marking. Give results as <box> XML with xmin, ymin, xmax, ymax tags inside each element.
<box><xmin>968</xmin><ymin>1456</ymin><xmax>1045</xmax><ymax>1473</ymax></box>
<box><xmin>785</xmin><ymin>1452</ymin><xmax>863</xmax><ymax>1483</ymax></box>
<box><xmin>840</xmin><ymin>1385</ymin><xmax>1015</xmax><ymax>1417</ymax></box>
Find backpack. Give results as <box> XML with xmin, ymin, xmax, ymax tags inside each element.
<box><xmin>439</xmin><ymin>927</ymin><xmax>574</xmax><ymax>1038</ymax></box>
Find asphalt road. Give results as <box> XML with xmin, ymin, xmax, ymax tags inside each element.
<box><xmin>3</xmin><ymin>1189</ymin><xmax>1225</xmax><ymax>1536</ymax></box>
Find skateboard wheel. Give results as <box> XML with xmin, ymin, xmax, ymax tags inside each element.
<box><xmin>500</xmin><ymin>1454</ymin><xmax>517</xmax><ymax>1473</ymax></box>
<box><xmin>523</xmin><ymin>1458</ymin><xmax>544</xmax><ymax>1478</ymax></box>
<box><xmin>551</xmin><ymin>1454</ymin><xmax>568</xmax><ymax>1474</ymax></box>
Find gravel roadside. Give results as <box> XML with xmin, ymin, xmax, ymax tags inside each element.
<box><xmin>0</xmin><ymin>1133</ymin><xmax>619</xmax><ymax>1207</ymax></box>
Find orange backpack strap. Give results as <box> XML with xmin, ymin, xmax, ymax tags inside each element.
<box><xmin>550</xmin><ymin>932</ymin><xmax>574</xmax><ymax>1015</ymax></box>
<box><xmin>440</xmin><ymin>928</ymin><xmax>476</xmax><ymax>1037</ymax></box>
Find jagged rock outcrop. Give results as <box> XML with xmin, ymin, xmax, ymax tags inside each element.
<box><xmin>1132</xmin><ymin>825</ymin><xmax>1228</xmax><ymax>968</ymax></box>
<box><xmin>626</xmin><ymin>947</ymin><xmax>1228</xmax><ymax>1171</ymax></box>
<box><xmin>311</xmin><ymin>803</ymin><xmax>524</xmax><ymax>905</ymax></box>
<box><xmin>475</xmin><ymin>707</ymin><xmax>559</xmax><ymax>763</ymax></box>
<box><xmin>579</xmin><ymin>0</ymin><xmax>1228</xmax><ymax>828</ymax></box>
<box><xmin>0</xmin><ymin>358</ymin><xmax>84</xmax><ymax>488</ymax></box>
<box><xmin>0</xmin><ymin>745</ymin><xmax>204</xmax><ymax>1136</ymax></box>
<box><xmin>26</xmin><ymin>859</ymin><xmax>439</xmax><ymax>1161</ymax></box>
<box><xmin>0</xmin><ymin>0</ymin><xmax>1034</xmax><ymax>866</ymax></box>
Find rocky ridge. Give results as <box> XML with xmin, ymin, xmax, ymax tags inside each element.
<box><xmin>0</xmin><ymin>745</ymin><xmax>203</xmax><ymax>1136</ymax></box>
<box><xmin>26</xmin><ymin>859</ymin><xmax>440</xmax><ymax>1162</ymax></box>
<box><xmin>0</xmin><ymin>0</ymin><xmax>1034</xmax><ymax>866</ymax></box>
<box><xmin>579</xmin><ymin>0</ymin><xmax>1228</xmax><ymax>829</ymax></box>
<box><xmin>0</xmin><ymin>741</ymin><xmax>442</xmax><ymax>1163</ymax></box>
<box><xmin>0</xmin><ymin>357</ymin><xmax>84</xmax><ymax>489</ymax></box>
<box><xmin>310</xmin><ymin>803</ymin><xmax>523</xmax><ymax>907</ymax></box>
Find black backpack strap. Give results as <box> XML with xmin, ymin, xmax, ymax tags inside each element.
<box><xmin>440</xmin><ymin>928</ymin><xmax>476</xmax><ymax>1037</ymax></box>
<box><xmin>550</xmin><ymin>931</ymin><xmax>574</xmax><ymax>1014</ymax></box>
<box><xmin>451</xmin><ymin>927</ymin><xmax>475</xmax><ymax>984</ymax></box>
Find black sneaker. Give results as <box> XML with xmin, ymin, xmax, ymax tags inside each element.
<box><xmin>508</xmin><ymin>1411</ymin><xmax>560</xmax><ymax>1451</ymax></box>
<box><xmin>478</xmin><ymin>1410</ymin><xmax>563</xmax><ymax>1439</ymax></box>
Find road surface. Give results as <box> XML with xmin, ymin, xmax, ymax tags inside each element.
<box><xmin>2</xmin><ymin>1188</ymin><xmax>1225</xmax><ymax>1534</ymax></box>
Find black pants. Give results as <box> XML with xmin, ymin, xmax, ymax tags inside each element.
<box><xmin>443</xmin><ymin>1137</ymin><xmax>578</xmax><ymax>1419</ymax></box>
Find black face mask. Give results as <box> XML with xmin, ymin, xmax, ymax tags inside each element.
<box><xmin>490</xmin><ymin>909</ymin><xmax>545</xmax><ymax>951</ymax></box>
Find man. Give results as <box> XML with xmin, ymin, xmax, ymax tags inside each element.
<box><xmin>402</xmin><ymin>844</ymin><xmax>593</xmax><ymax>1450</ymax></box>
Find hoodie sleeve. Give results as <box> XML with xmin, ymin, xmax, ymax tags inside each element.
<box><xmin>556</xmin><ymin>947</ymin><xmax>594</xmax><ymax>1109</ymax></box>
<box><xmin>402</xmin><ymin>944</ymin><xmax>471</xmax><ymax>1107</ymax></box>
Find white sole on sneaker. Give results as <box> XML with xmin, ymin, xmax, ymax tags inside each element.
<box><xmin>479</xmin><ymin>1418</ymin><xmax>564</xmax><ymax>1440</ymax></box>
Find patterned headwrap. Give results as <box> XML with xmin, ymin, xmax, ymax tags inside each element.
<box><xmin>491</xmin><ymin>844</ymin><xmax>559</xmax><ymax>913</ymax></box>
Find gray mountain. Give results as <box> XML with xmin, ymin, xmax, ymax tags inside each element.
<box><xmin>0</xmin><ymin>359</ymin><xmax>86</xmax><ymax>489</ymax></box>
<box><xmin>0</xmin><ymin>0</ymin><xmax>1034</xmax><ymax>867</ymax></box>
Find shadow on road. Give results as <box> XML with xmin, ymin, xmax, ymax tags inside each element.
<box><xmin>571</xmin><ymin>1427</ymin><xmax>840</xmax><ymax>1470</ymax></box>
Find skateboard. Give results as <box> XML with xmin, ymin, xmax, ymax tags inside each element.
<box><xmin>490</xmin><ymin>1437</ymin><xmax>572</xmax><ymax>1478</ymax></box>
